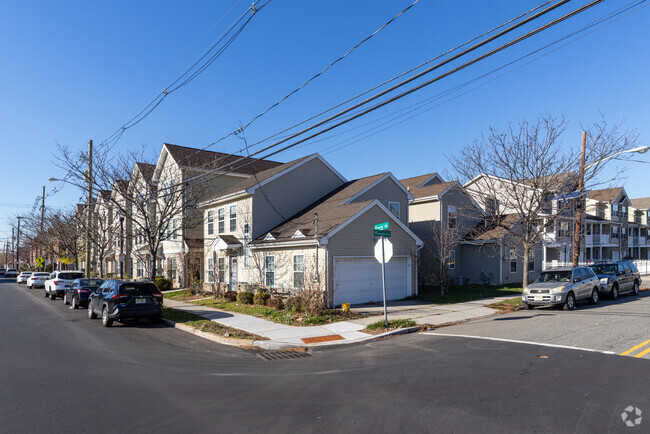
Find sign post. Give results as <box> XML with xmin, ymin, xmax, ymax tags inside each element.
<box><xmin>373</xmin><ymin>222</ymin><xmax>392</xmax><ymax>327</ymax></box>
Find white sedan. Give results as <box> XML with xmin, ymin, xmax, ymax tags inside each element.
<box><xmin>17</xmin><ymin>271</ymin><xmax>32</xmax><ymax>284</ymax></box>
<box><xmin>27</xmin><ymin>272</ymin><xmax>50</xmax><ymax>289</ymax></box>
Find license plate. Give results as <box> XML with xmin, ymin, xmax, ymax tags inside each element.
<box><xmin>135</xmin><ymin>299</ymin><xmax>146</xmax><ymax>304</ymax></box>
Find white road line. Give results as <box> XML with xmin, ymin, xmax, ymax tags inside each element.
<box><xmin>422</xmin><ymin>332</ymin><xmax>616</xmax><ymax>355</ymax></box>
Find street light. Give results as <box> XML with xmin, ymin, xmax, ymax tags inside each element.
<box><xmin>572</xmin><ymin>132</ymin><xmax>649</xmax><ymax>266</ymax></box>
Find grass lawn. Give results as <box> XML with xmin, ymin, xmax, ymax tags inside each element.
<box><xmin>162</xmin><ymin>307</ymin><xmax>265</xmax><ymax>340</ymax></box>
<box><xmin>417</xmin><ymin>283</ymin><xmax>523</xmax><ymax>304</ymax></box>
<box><xmin>486</xmin><ymin>297</ymin><xmax>524</xmax><ymax>313</ymax></box>
<box><xmin>363</xmin><ymin>318</ymin><xmax>417</xmax><ymax>334</ymax></box>
<box><xmin>192</xmin><ymin>298</ymin><xmax>368</xmax><ymax>326</ymax></box>
<box><xmin>163</xmin><ymin>289</ymin><xmax>207</xmax><ymax>301</ymax></box>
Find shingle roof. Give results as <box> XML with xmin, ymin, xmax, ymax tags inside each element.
<box><xmin>98</xmin><ymin>190</ymin><xmax>111</xmax><ymax>201</ymax></box>
<box><xmin>401</xmin><ymin>179</ymin><xmax>456</xmax><ymax>200</ymax></box>
<box><xmin>463</xmin><ymin>214</ymin><xmax>520</xmax><ymax>241</ymax></box>
<box><xmin>588</xmin><ymin>187</ymin><xmax>623</xmax><ymax>203</ymax></box>
<box><xmin>135</xmin><ymin>162</ymin><xmax>155</xmax><ymax>182</ymax></box>
<box><xmin>400</xmin><ymin>173</ymin><xmax>443</xmax><ymax>189</ymax></box>
<box><xmin>250</xmin><ymin>173</ymin><xmax>387</xmax><ymax>244</ymax></box>
<box><xmin>164</xmin><ymin>143</ymin><xmax>282</xmax><ymax>175</ymax></box>
<box><xmin>630</xmin><ymin>197</ymin><xmax>650</xmax><ymax>209</ymax></box>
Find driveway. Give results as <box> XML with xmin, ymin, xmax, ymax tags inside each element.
<box><xmin>425</xmin><ymin>290</ymin><xmax>650</xmax><ymax>359</ymax></box>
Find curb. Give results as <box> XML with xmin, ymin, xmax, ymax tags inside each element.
<box><xmin>161</xmin><ymin>319</ymin><xmax>257</xmax><ymax>348</ymax></box>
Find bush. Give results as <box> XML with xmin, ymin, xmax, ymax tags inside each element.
<box><xmin>267</xmin><ymin>297</ymin><xmax>285</xmax><ymax>310</ymax></box>
<box><xmin>253</xmin><ymin>292</ymin><xmax>270</xmax><ymax>306</ymax></box>
<box><xmin>285</xmin><ymin>296</ymin><xmax>305</xmax><ymax>313</ymax></box>
<box><xmin>236</xmin><ymin>291</ymin><xmax>254</xmax><ymax>305</ymax></box>
<box><xmin>154</xmin><ymin>276</ymin><xmax>173</xmax><ymax>291</ymax></box>
<box><xmin>224</xmin><ymin>291</ymin><xmax>237</xmax><ymax>302</ymax></box>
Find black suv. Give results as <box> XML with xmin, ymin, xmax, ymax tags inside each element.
<box><xmin>588</xmin><ymin>261</ymin><xmax>642</xmax><ymax>299</ymax></box>
<box><xmin>88</xmin><ymin>280</ymin><xmax>163</xmax><ymax>327</ymax></box>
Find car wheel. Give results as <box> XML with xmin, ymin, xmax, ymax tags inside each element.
<box><xmin>631</xmin><ymin>281</ymin><xmax>640</xmax><ymax>296</ymax></box>
<box><xmin>64</xmin><ymin>293</ymin><xmax>70</xmax><ymax>305</ymax></box>
<box><xmin>610</xmin><ymin>284</ymin><xmax>619</xmax><ymax>300</ymax></box>
<box><xmin>50</xmin><ymin>291</ymin><xmax>56</xmax><ymax>300</ymax></box>
<box><xmin>88</xmin><ymin>303</ymin><xmax>97</xmax><ymax>319</ymax></box>
<box><xmin>563</xmin><ymin>292</ymin><xmax>576</xmax><ymax>311</ymax></box>
<box><xmin>102</xmin><ymin>307</ymin><xmax>113</xmax><ymax>327</ymax></box>
<box><xmin>588</xmin><ymin>288</ymin><xmax>599</xmax><ymax>305</ymax></box>
<box><xmin>71</xmin><ymin>296</ymin><xmax>78</xmax><ymax>309</ymax></box>
<box><xmin>524</xmin><ymin>303</ymin><xmax>534</xmax><ymax>310</ymax></box>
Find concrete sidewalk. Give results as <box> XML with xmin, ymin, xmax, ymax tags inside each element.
<box><xmin>164</xmin><ymin>294</ymin><xmax>515</xmax><ymax>349</ymax></box>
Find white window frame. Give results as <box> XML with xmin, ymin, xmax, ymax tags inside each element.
<box><xmin>137</xmin><ymin>260</ymin><xmax>144</xmax><ymax>278</ymax></box>
<box><xmin>388</xmin><ymin>201</ymin><xmax>400</xmax><ymax>219</ymax></box>
<box><xmin>509</xmin><ymin>249</ymin><xmax>517</xmax><ymax>273</ymax></box>
<box><xmin>217</xmin><ymin>208</ymin><xmax>225</xmax><ymax>234</ymax></box>
<box><xmin>207</xmin><ymin>210</ymin><xmax>214</xmax><ymax>235</ymax></box>
<box><xmin>217</xmin><ymin>257</ymin><xmax>226</xmax><ymax>284</ymax></box>
<box><xmin>528</xmin><ymin>250</ymin><xmax>535</xmax><ymax>272</ymax></box>
<box><xmin>243</xmin><ymin>223</ymin><xmax>251</xmax><ymax>268</ymax></box>
<box><xmin>229</xmin><ymin>205</ymin><xmax>237</xmax><ymax>232</ymax></box>
<box><xmin>293</xmin><ymin>254</ymin><xmax>305</xmax><ymax>289</ymax></box>
<box><xmin>449</xmin><ymin>250</ymin><xmax>455</xmax><ymax>270</ymax></box>
<box><xmin>207</xmin><ymin>257</ymin><xmax>215</xmax><ymax>283</ymax></box>
<box><xmin>265</xmin><ymin>255</ymin><xmax>275</xmax><ymax>287</ymax></box>
<box><xmin>172</xmin><ymin>218</ymin><xmax>178</xmax><ymax>240</ymax></box>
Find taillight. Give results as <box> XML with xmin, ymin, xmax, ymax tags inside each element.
<box><xmin>151</xmin><ymin>292</ymin><xmax>163</xmax><ymax>297</ymax></box>
<box><xmin>53</xmin><ymin>280</ymin><xmax>60</xmax><ymax>285</ymax></box>
<box><xmin>111</xmin><ymin>294</ymin><xmax>129</xmax><ymax>300</ymax></box>
<box><xmin>77</xmin><ymin>289</ymin><xmax>90</xmax><ymax>294</ymax></box>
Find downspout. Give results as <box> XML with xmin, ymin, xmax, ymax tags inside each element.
<box><xmin>415</xmin><ymin>243</ymin><xmax>423</xmax><ymax>296</ymax></box>
<box><xmin>499</xmin><ymin>241</ymin><xmax>503</xmax><ymax>284</ymax></box>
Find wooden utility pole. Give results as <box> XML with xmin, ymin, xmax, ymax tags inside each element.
<box><xmin>573</xmin><ymin>131</ymin><xmax>586</xmax><ymax>267</ymax></box>
<box><xmin>86</xmin><ymin>140</ymin><xmax>93</xmax><ymax>276</ymax></box>
<box><xmin>39</xmin><ymin>185</ymin><xmax>45</xmax><ymax>271</ymax></box>
<box><xmin>16</xmin><ymin>216</ymin><xmax>23</xmax><ymax>269</ymax></box>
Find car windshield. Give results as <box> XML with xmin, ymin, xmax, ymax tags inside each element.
<box><xmin>534</xmin><ymin>271</ymin><xmax>572</xmax><ymax>283</ymax></box>
<box><xmin>119</xmin><ymin>283</ymin><xmax>158</xmax><ymax>296</ymax></box>
<box><xmin>589</xmin><ymin>264</ymin><xmax>617</xmax><ymax>275</ymax></box>
<box><xmin>79</xmin><ymin>278</ymin><xmax>103</xmax><ymax>287</ymax></box>
<box><xmin>59</xmin><ymin>272</ymin><xmax>84</xmax><ymax>280</ymax></box>
<box><xmin>33</xmin><ymin>273</ymin><xmax>49</xmax><ymax>277</ymax></box>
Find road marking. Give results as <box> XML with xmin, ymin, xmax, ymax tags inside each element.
<box><xmin>634</xmin><ymin>347</ymin><xmax>650</xmax><ymax>358</ymax></box>
<box><xmin>423</xmin><ymin>332</ymin><xmax>616</xmax><ymax>355</ymax></box>
<box><xmin>620</xmin><ymin>339</ymin><xmax>650</xmax><ymax>356</ymax></box>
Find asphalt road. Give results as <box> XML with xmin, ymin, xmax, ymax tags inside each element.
<box><xmin>1</xmin><ymin>278</ymin><xmax>649</xmax><ymax>433</ymax></box>
<box><xmin>428</xmin><ymin>290</ymin><xmax>650</xmax><ymax>359</ymax></box>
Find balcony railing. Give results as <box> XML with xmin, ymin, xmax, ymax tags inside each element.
<box><xmin>630</xmin><ymin>237</ymin><xmax>647</xmax><ymax>246</ymax></box>
<box><xmin>586</xmin><ymin>234</ymin><xmax>610</xmax><ymax>245</ymax></box>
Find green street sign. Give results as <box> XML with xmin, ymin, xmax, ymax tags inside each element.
<box><xmin>373</xmin><ymin>229</ymin><xmax>391</xmax><ymax>238</ymax></box>
<box><xmin>374</xmin><ymin>222</ymin><xmax>389</xmax><ymax>231</ymax></box>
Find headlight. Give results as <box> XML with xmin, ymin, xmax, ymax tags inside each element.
<box><xmin>550</xmin><ymin>286</ymin><xmax>565</xmax><ymax>293</ymax></box>
<box><xmin>599</xmin><ymin>278</ymin><xmax>609</xmax><ymax>284</ymax></box>
<box><xmin>522</xmin><ymin>288</ymin><xmax>530</xmax><ymax>294</ymax></box>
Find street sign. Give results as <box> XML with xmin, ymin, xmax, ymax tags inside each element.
<box><xmin>374</xmin><ymin>238</ymin><xmax>393</xmax><ymax>264</ymax></box>
<box><xmin>35</xmin><ymin>257</ymin><xmax>45</xmax><ymax>267</ymax></box>
<box><xmin>374</xmin><ymin>221</ymin><xmax>389</xmax><ymax>231</ymax></box>
<box><xmin>119</xmin><ymin>253</ymin><xmax>126</xmax><ymax>262</ymax></box>
<box><xmin>373</xmin><ymin>229</ymin><xmax>391</xmax><ymax>238</ymax></box>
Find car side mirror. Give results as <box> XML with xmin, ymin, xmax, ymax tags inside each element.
<box><xmin>573</xmin><ymin>277</ymin><xmax>581</xmax><ymax>283</ymax></box>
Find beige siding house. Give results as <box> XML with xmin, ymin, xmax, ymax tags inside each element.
<box><xmin>200</xmin><ymin>153</ymin><xmax>422</xmax><ymax>306</ymax></box>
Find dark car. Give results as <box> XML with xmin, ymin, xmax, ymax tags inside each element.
<box><xmin>5</xmin><ymin>269</ymin><xmax>18</xmax><ymax>278</ymax></box>
<box><xmin>87</xmin><ymin>280</ymin><xmax>163</xmax><ymax>327</ymax></box>
<box><xmin>589</xmin><ymin>261</ymin><xmax>641</xmax><ymax>299</ymax></box>
<box><xmin>65</xmin><ymin>278</ymin><xmax>105</xmax><ymax>309</ymax></box>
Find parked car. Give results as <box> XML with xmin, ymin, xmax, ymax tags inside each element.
<box><xmin>27</xmin><ymin>272</ymin><xmax>51</xmax><ymax>289</ymax></box>
<box><xmin>65</xmin><ymin>278</ymin><xmax>104</xmax><ymax>309</ymax></box>
<box><xmin>589</xmin><ymin>261</ymin><xmax>641</xmax><ymax>300</ymax></box>
<box><xmin>16</xmin><ymin>271</ymin><xmax>32</xmax><ymax>284</ymax></box>
<box><xmin>88</xmin><ymin>280</ymin><xmax>163</xmax><ymax>327</ymax></box>
<box><xmin>5</xmin><ymin>269</ymin><xmax>18</xmax><ymax>278</ymax></box>
<box><xmin>44</xmin><ymin>270</ymin><xmax>85</xmax><ymax>300</ymax></box>
<box><xmin>0</xmin><ymin>268</ymin><xmax>6</xmax><ymax>276</ymax></box>
<box><xmin>522</xmin><ymin>266</ymin><xmax>600</xmax><ymax>310</ymax></box>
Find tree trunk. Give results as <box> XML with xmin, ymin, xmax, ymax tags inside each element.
<box><xmin>522</xmin><ymin>246</ymin><xmax>529</xmax><ymax>290</ymax></box>
<box><xmin>150</xmin><ymin>251</ymin><xmax>158</xmax><ymax>280</ymax></box>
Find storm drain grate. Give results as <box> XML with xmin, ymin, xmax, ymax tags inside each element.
<box><xmin>257</xmin><ymin>351</ymin><xmax>311</xmax><ymax>361</ymax></box>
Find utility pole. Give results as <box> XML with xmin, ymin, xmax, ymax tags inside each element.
<box><xmin>86</xmin><ymin>139</ymin><xmax>93</xmax><ymax>277</ymax></box>
<box><xmin>120</xmin><ymin>215</ymin><xmax>124</xmax><ymax>280</ymax></box>
<box><xmin>16</xmin><ymin>216</ymin><xmax>24</xmax><ymax>270</ymax></box>
<box><xmin>39</xmin><ymin>185</ymin><xmax>45</xmax><ymax>271</ymax></box>
<box><xmin>11</xmin><ymin>227</ymin><xmax>14</xmax><ymax>267</ymax></box>
<box><xmin>573</xmin><ymin>131</ymin><xmax>586</xmax><ymax>267</ymax></box>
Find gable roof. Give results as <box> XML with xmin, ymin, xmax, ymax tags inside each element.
<box><xmin>163</xmin><ymin>143</ymin><xmax>282</xmax><ymax>174</ymax></box>
<box><xmin>98</xmin><ymin>190</ymin><xmax>111</xmax><ymax>202</ymax></box>
<box><xmin>588</xmin><ymin>187</ymin><xmax>624</xmax><ymax>203</ymax></box>
<box><xmin>135</xmin><ymin>162</ymin><xmax>155</xmax><ymax>183</ymax></box>
<box><xmin>249</xmin><ymin>174</ymin><xmax>412</xmax><ymax>245</ymax></box>
<box><xmin>630</xmin><ymin>197</ymin><xmax>650</xmax><ymax>209</ymax></box>
<box><xmin>400</xmin><ymin>173</ymin><xmax>444</xmax><ymax>190</ymax></box>
<box><xmin>402</xmin><ymin>180</ymin><xmax>456</xmax><ymax>201</ymax></box>
<box><xmin>463</xmin><ymin>214</ymin><xmax>521</xmax><ymax>242</ymax></box>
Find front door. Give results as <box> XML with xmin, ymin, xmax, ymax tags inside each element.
<box><xmin>229</xmin><ymin>256</ymin><xmax>238</xmax><ymax>291</ymax></box>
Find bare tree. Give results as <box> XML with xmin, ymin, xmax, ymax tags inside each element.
<box><xmin>450</xmin><ymin>114</ymin><xmax>638</xmax><ymax>288</ymax></box>
<box><xmin>46</xmin><ymin>208</ymin><xmax>84</xmax><ymax>270</ymax></box>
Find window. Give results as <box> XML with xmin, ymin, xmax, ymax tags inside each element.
<box><xmin>293</xmin><ymin>255</ymin><xmax>305</xmax><ymax>289</ymax></box>
<box><xmin>137</xmin><ymin>260</ymin><xmax>144</xmax><ymax>278</ymax></box>
<box><xmin>388</xmin><ymin>201</ymin><xmax>400</xmax><ymax>219</ymax></box>
<box><xmin>611</xmin><ymin>226</ymin><xmax>619</xmax><ymax>239</ymax></box>
<box><xmin>448</xmin><ymin>206</ymin><xmax>457</xmax><ymax>229</ymax></box>
<box><xmin>207</xmin><ymin>257</ymin><xmax>215</xmax><ymax>283</ymax></box>
<box><xmin>265</xmin><ymin>255</ymin><xmax>275</xmax><ymax>287</ymax></box>
<box><xmin>172</xmin><ymin>218</ymin><xmax>178</xmax><ymax>240</ymax></box>
<box><xmin>528</xmin><ymin>250</ymin><xmax>535</xmax><ymax>272</ymax></box>
<box><xmin>207</xmin><ymin>211</ymin><xmax>214</xmax><ymax>235</ymax></box>
<box><xmin>621</xmin><ymin>227</ymin><xmax>627</xmax><ymax>240</ymax></box>
<box><xmin>243</xmin><ymin>223</ymin><xmax>251</xmax><ymax>268</ymax></box>
<box><xmin>509</xmin><ymin>250</ymin><xmax>517</xmax><ymax>273</ymax></box>
<box><xmin>168</xmin><ymin>258</ymin><xmax>177</xmax><ymax>281</ymax></box>
<box><xmin>218</xmin><ymin>208</ymin><xmax>225</xmax><ymax>234</ymax></box>
<box><xmin>449</xmin><ymin>250</ymin><xmax>455</xmax><ymax>270</ymax></box>
<box><xmin>217</xmin><ymin>257</ymin><xmax>226</xmax><ymax>284</ymax></box>
<box><xmin>229</xmin><ymin>205</ymin><xmax>237</xmax><ymax>232</ymax></box>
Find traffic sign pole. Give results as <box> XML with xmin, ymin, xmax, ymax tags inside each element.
<box><xmin>381</xmin><ymin>238</ymin><xmax>387</xmax><ymax>327</ymax></box>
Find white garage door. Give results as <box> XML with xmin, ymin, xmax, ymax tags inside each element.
<box><xmin>333</xmin><ymin>257</ymin><xmax>410</xmax><ymax>306</ymax></box>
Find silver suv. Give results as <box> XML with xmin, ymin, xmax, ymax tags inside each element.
<box><xmin>44</xmin><ymin>270</ymin><xmax>85</xmax><ymax>300</ymax></box>
<box><xmin>589</xmin><ymin>261</ymin><xmax>641</xmax><ymax>299</ymax></box>
<box><xmin>522</xmin><ymin>266</ymin><xmax>600</xmax><ymax>310</ymax></box>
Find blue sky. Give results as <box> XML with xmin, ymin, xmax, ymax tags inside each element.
<box><xmin>1</xmin><ymin>0</ymin><xmax>649</xmax><ymax>243</ymax></box>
